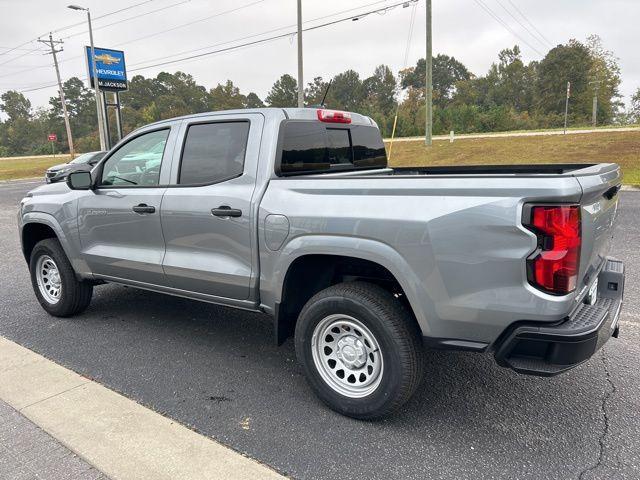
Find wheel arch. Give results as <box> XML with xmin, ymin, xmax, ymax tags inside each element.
<box><xmin>20</xmin><ymin>213</ymin><xmax>81</xmax><ymax>273</ymax></box>
<box><xmin>270</xmin><ymin>235</ymin><xmax>429</xmax><ymax>345</ymax></box>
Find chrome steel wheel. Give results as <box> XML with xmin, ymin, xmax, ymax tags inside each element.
<box><xmin>311</xmin><ymin>314</ymin><xmax>383</xmax><ymax>398</ymax></box>
<box><xmin>35</xmin><ymin>255</ymin><xmax>62</xmax><ymax>305</ymax></box>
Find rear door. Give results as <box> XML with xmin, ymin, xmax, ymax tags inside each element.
<box><xmin>160</xmin><ymin>113</ymin><xmax>263</xmax><ymax>300</ymax></box>
<box><xmin>77</xmin><ymin>124</ymin><xmax>178</xmax><ymax>285</ymax></box>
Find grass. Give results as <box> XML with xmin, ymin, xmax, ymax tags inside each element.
<box><xmin>386</xmin><ymin>130</ymin><xmax>640</xmax><ymax>186</ymax></box>
<box><xmin>0</xmin><ymin>155</ymin><xmax>71</xmax><ymax>181</ymax></box>
<box><xmin>1</xmin><ymin>130</ymin><xmax>639</xmax><ymax>185</ymax></box>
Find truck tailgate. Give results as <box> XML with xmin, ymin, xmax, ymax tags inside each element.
<box><xmin>575</xmin><ymin>163</ymin><xmax>622</xmax><ymax>297</ymax></box>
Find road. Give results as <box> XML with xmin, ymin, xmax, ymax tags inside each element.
<box><xmin>1</xmin><ymin>179</ymin><xmax>639</xmax><ymax>480</ymax></box>
<box><xmin>386</xmin><ymin>126</ymin><xmax>640</xmax><ymax>142</ymax></box>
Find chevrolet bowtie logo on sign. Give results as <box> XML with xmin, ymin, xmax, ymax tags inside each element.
<box><xmin>85</xmin><ymin>46</ymin><xmax>128</xmax><ymax>91</ymax></box>
<box><xmin>94</xmin><ymin>53</ymin><xmax>121</xmax><ymax>65</ymax></box>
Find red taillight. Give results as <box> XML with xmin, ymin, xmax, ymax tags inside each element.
<box><xmin>525</xmin><ymin>205</ymin><xmax>581</xmax><ymax>295</ymax></box>
<box><xmin>317</xmin><ymin>109</ymin><xmax>351</xmax><ymax>124</ymax></box>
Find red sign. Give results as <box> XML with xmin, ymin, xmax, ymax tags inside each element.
<box><xmin>47</xmin><ymin>133</ymin><xmax>57</xmax><ymax>142</ymax></box>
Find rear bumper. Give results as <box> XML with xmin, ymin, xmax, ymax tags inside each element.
<box><xmin>495</xmin><ymin>257</ymin><xmax>624</xmax><ymax>376</ymax></box>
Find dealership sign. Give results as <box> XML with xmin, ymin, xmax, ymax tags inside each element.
<box><xmin>85</xmin><ymin>47</ymin><xmax>128</xmax><ymax>91</ymax></box>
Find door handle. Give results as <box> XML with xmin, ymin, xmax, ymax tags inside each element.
<box><xmin>211</xmin><ymin>206</ymin><xmax>242</xmax><ymax>218</ymax></box>
<box><xmin>132</xmin><ymin>203</ymin><xmax>156</xmax><ymax>214</ymax></box>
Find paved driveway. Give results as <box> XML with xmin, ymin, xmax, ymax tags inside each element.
<box><xmin>1</xmin><ymin>180</ymin><xmax>639</xmax><ymax>480</ymax></box>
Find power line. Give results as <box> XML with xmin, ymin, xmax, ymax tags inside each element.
<box><xmin>0</xmin><ymin>47</ymin><xmax>49</xmax><ymax>67</ymax></box>
<box><xmin>61</xmin><ymin>0</ymin><xmax>192</xmax><ymax>40</ymax></box>
<box><xmin>127</xmin><ymin>0</ymin><xmax>398</xmax><ymax>69</ymax></box>
<box><xmin>506</xmin><ymin>0</ymin><xmax>553</xmax><ymax>47</ymax></box>
<box><xmin>56</xmin><ymin>0</ymin><xmax>386</xmax><ymax>68</ymax></box>
<box><xmin>472</xmin><ymin>0</ymin><xmax>544</xmax><ymax>56</ymax></box>
<box><xmin>0</xmin><ymin>40</ymin><xmax>38</xmax><ymax>57</ymax></box>
<box><xmin>0</xmin><ymin>0</ymin><xmax>164</xmax><ymax>60</ymax></box>
<box><xmin>111</xmin><ymin>0</ymin><xmax>267</xmax><ymax>48</ymax></box>
<box><xmin>50</xmin><ymin>0</ymin><xmax>158</xmax><ymax>34</ymax></box>
<box><xmin>3</xmin><ymin>0</ymin><xmax>271</xmax><ymax>76</ymax></box>
<box><xmin>7</xmin><ymin>0</ymin><xmax>407</xmax><ymax>93</ymax></box>
<box><xmin>128</xmin><ymin>0</ymin><xmax>417</xmax><ymax>72</ymax></box>
<box><xmin>494</xmin><ymin>0</ymin><xmax>551</xmax><ymax>49</ymax></box>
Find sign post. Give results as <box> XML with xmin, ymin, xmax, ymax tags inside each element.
<box><xmin>563</xmin><ymin>81</ymin><xmax>571</xmax><ymax>135</ymax></box>
<box><xmin>48</xmin><ymin>133</ymin><xmax>57</xmax><ymax>157</ymax></box>
<box><xmin>85</xmin><ymin>47</ymin><xmax>128</xmax><ymax>149</ymax></box>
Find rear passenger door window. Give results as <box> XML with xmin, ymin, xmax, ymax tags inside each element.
<box><xmin>178</xmin><ymin>122</ymin><xmax>250</xmax><ymax>185</ymax></box>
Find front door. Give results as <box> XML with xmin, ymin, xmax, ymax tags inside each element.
<box><xmin>161</xmin><ymin>115</ymin><xmax>262</xmax><ymax>300</ymax></box>
<box><xmin>77</xmin><ymin>127</ymin><xmax>175</xmax><ymax>286</ymax></box>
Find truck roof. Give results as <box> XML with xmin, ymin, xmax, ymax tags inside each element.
<box><xmin>138</xmin><ymin>107</ymin><xmax>376</xmax><ymax>130</ymax></box>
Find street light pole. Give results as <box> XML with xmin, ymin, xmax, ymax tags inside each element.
<box><xmin>68</xmin><ymin>5</ymin><xmax>107</xmax><ymax>151</ymax></box>
<box><xmin>296</xmin><ymin>0</ymin><xmax>304</xmax><ymax>108</ymax></box>
<box><xmin>425</xmin><ymin>0</ymin><xmax>432</xmax><ymax>146</ymax></box>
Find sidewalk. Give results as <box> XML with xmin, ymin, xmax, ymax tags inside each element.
<box><xmin>0</xmin><ymin>399</ymin><xmax>107</xmax><ymax>480</ymax></box>
<box><xmin>0</xmin><ymin>336</ymin><xmax>285</xmax><ymax>480</ymax></box>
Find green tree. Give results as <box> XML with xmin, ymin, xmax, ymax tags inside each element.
<box><xmin>1</xmin><ymin>91</ymin><xmax>32</xmax><ymax>121</ymax></box>
<box><xmin>49</xmin><ymin>77</ymin><xmax>98</xmax><ymax>144</ymax></box>
<box><xmin>586</xmin><ymin>34</ymin><xmax>623</xmax><ymax>124</ymax></box>
<box><xmin>305</xmin><ymin>76</ymin><xmax>329</xmax><ymax>106</ymax></box>
<box><xmin>362</xmin><ymin>65</ymin><xmax>397</xmax><ymax>116</ymax></box>
<box><xmin>209</xmin><ymin>80</ymin><xmax>246</xmax><ymax>110</ymax></box>
<box><xmin>536</xmin><ymin>40</ymin><xmax>593</xmax><ymax>121</ymax></box>
<box><xmin>245</xmin><ymin>92</ymin><xmax>264</xmax><ymax>108</ymax></box>
<box><xmin>629</xmin><ymin>88</ymin><xmax>640</xmax><ymax>124</ymax></box>
<box><xmin>265</xmin><ymin>74</ymin><xmax>298</xmax><ymax>107</ymax></box>
<box><xmin>0</xmin><ymin>91</ymin><xmax>51</xmax><ymax>155</ymax></box>
<box><xmin>326</xmin><ymin>70</ymin><xmax>363</xmax><ymax>111</ymax></box>
<box><xmin>401</xmin><ymin>55</ymin><xmax>472</xmax><ymax>107</ymax></box>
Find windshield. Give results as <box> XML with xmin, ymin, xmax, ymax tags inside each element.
<box><xmin>70</xmin><ymin>152</ymin><xmax>100</xmax><ymax>165</ymax></box>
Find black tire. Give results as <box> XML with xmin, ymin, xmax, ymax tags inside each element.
<box><xmin>295</xmin><ymin>281</ymin><xmax>424</xmax><ymax>419</ymax></box>
<box><xmin>29</xmin><ymin>238</ymin><xmax>93</xmax><ymax>317</ymax></box>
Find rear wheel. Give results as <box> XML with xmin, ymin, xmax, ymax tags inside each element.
<box><xmin>295</xmin><ymin>282</ymin><xmax>424</xmax><ymax>419</ymax></box>
<box><xmin>29</xmin><ymin>238</ymin><xmax>93</xmax><ymax>317</ymax></box>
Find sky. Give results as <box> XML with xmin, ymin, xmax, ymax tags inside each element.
<box><xmin>0</xmin><ymin>0</ymin><xmax>638</xmax><ymax>113</ymax></box>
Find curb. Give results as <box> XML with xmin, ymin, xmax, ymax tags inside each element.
<box><xmin>0</xmin><ymin>336</ymin><xmax>286</xmax><ymax>480</ymax></box>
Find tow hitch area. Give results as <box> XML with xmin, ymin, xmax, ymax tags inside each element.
<box><xmin>495</xmin><ymin>258</ymin><xmax>624</xmax><ymax>376</ymax></box>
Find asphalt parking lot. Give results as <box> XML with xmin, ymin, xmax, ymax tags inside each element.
<box><xmin>1</xmin><ymin>179</ymin><xmax>639</xmax><ymax>480</ymax></box>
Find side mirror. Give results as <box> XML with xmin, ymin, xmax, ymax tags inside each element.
<box><xmin>66</xmin><ymin>171</ymin><xmax>92</xmax><ymax>190</ymax></box>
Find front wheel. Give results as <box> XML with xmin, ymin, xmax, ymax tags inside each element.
<box><xmin>295</xmin><ymin>282</ymin><xmax>424</xmax><ymax>419</ymax></box>
<box><xmin>29</xmin><ymin>238</ymin><xmax>93</xmax><ymax>317</ymax></box>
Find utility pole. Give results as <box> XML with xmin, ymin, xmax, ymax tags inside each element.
<box><xmin>563</xmin><ymin>81</ymin><xmax>570</xmax><ymax>134</ymax></box>
<box><xmin>590</xmin><ymin>79</ymin><xmax>601</xmax><ymax>127</ymax></box>
<box><xmin>68</xmin><ymin>5</ymin><xmax>107</xmax><ymax>151</ymax></box>
<box><xmin>296</xmin><ymin>0</ymin><xmax>304</xmax><ymax>108</ymax></box>
<box><xmin>425</xmin><ymin>0</ymin><xmax>432</xmax><ymax>146</ymax></box>
<box><xmin>38</xmin><ymin>33</ymin><xmax>75</xmax><ymax>158</ymax></box>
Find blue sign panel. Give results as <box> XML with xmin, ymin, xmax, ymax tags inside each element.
<box><xmin>85</xmin><ymin>47</ymin><xmax>127</xmax><ymax>91</ymax></box>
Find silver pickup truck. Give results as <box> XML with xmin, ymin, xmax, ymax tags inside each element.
<box><xmin>18</xmin><ymin>108</ymin><xmax>625</xmax><ymax>419</ymax></box>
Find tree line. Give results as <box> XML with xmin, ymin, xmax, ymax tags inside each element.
<box><xmin>1</xmin><ymin>34</ymin><xmax>637</xmax><ymax>156</ymax></box>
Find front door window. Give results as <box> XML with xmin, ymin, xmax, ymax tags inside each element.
<box><xmin>100</xmin><ymin>129</ymin><xmax>170</xmax><ymax>187</ymax></box>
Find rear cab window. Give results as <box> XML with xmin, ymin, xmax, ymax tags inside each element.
<box><xmin>178</xmin><ymin>121</ymin><xmax>250</xmax><ymax>185</ymax></box>
<box><xmin>278</xmin><ymin>121</ymin><xmax>387</xmax><ymax>175</ymax></box>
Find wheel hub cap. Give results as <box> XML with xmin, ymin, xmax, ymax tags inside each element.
<box><xmin>311</xmin><ymin>314</ymin><xmax>383</xmax><ymax>398</ymax></box>
<box><xmin>35</xmin><ymin>255</ymin><xmax>62</xmax><ymax>305</ymax></box>
<box><xmin>336</xmin><ymin>336</ymin><xmax>367</xmax><ymax>368</ymax></box>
